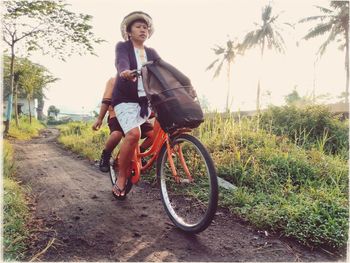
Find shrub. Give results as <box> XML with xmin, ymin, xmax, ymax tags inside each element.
<box><xmin>260</xmin><ymin>105</ymin><xmax>349</xmax><ymax>158</ymax></box>
<box><xmin>198</xmin><ymin>112</ymin><xmax>348</xmax><ymax>251</ymax></box>
<box><xmin>3</xmin><ymin>141</ymin><xmax>30</xmax><ymax>261</ymax></box>
<box><xmin>4</xmin><ymin>140</ymin><xmax>15</xmax><ymax>178</ymax></box>
<box><xmin>8</xmin><ymin>116</ymin><xmax>45</xmax><ymax>140</ymax></box>
<box><xmin>58</xmin><ymin>121</ymin><xmax>110</xmax><ymax>160</ymax></box>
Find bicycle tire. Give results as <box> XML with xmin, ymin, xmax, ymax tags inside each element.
<box><xmin>156</xmin><ymin>134</ymin><xmax>218</xmax><ymax>233</ymax></box>
<box><xmin>109</xmin><ymin>157</ymin><xmax>133</xmax><ymax>195</ymax></box>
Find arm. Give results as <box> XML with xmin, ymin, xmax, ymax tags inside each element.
<box><xmin>115</xmin><ymin>41</ymin><xmax>130</xmax><ymax>73</ymax></box>
<box><xmin>115</xmin><ymin>41</ymin><xmax>136</xmax><ymax>81</ymax></box>
<box><xmin>92</xmin><ymin>78</ymin><xmax>114</xmax><ymax>131</ymax></box>
<box><xmin>92</xmin><ymin>103</ymin><xmax>109</xmax><ymax>131</ymax></box>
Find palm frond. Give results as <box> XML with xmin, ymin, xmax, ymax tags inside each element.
<box><xmin>241</xmin><ymin>30</ymin><xmax>259</xmax><ymax>51</ymax></box>
<box><xmin>314</xmin><ymin>5</ymin><xmax>333</xmax><ymax>14</ymax></box>
<box><xmin>299</xmin><ymin>15</ymin><xmax>329</xmax><ymax>23</ymax></box>
<box><xmin>213</xmin><ymin>59</ymin><xmax>224</xmax><ymax>78</ymax></box>
<box><xmin>206</xmin><ymin>58</ymin><xmax>219</xmax><ymax>71</ymax></box>
<box><xmin>303</xmin><ymin>22</ymin><xmax>333</xmax><ymax>40</ymax></box>
<box><xmin>224</xmin><ymin>48</ymin><xmax>235</xmax><ymax>63</ymax></box>
<box><xmin>284</xmin><ymin>22</ymin><xmax>295</xmax><ymax>29</ymax></box>
<box><xmin>256</xmin><ymin>29</ymin><xmax>265</xmax><ymax>45</ymax></box>
<box><xmin>338</xmin><ymin>42</ymin><xmax>346</xmax><ymax>51</ymax></box>
<box><xmin>269</xmin><ymin>14</ymin><xmax>280</xmax><ymax>24</ymax></box>
<box><xmin>274</xmin><ymin>30</ymin><xmax>286</xmax><ymax>53</ymax></box>
<box><xmin>330</xmin><ymin>1</ymin><xmax>349</xmax><ymax>9</ymax></box>
<box><xmin>262</xmin><ymin>5</ymin><xmax>272</xmax><ymax>23</ymax></box>
<box><xmin>241</xmin><ymin>4</ymin><xmax>288</xmax><ymax>56</ymax></box>
<box><xmin>317</xmin><ymin>26</ymin><xmax>338</xmax><ymax>56</ymax></box>
<box><xmin>212</xmin><ymin>45</ymin><xmax>225</xmax><ymax>55</ymax></box>
<box><xmin>226</xmin><ymin>40</ymin><xmax>233</xmax><ymax>50</ymax></box>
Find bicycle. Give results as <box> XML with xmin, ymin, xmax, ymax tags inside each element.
<box><xmin>109</xmin><ymin>70</ymin><xmax>218</xmax><ymax>234</ymax></box>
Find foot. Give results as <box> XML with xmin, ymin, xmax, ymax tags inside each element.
<box><xmin>99</xmin><ymin>150</ymin><xmax>111</xmax><ymax>173</ymax></box>
<box><xmin>112</xmin><ymin>183</ymin><xmax>126</xmax><ymax>200</ymax></box>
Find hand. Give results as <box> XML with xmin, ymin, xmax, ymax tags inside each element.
<box><xmin>120</xmin><ymin>70</ymin><xmax>137</xmax><ymax>82</ymax></box>
<box><xmin>92</xmin><ymin>119</ymin><xmax>102</xmax><ymax>131</ymax></box>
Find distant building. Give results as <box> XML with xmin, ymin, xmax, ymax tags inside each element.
<box><xmin>57</xmin><ymin>112</ymin><xmax>93</xmax><ymax>122</ymax></box>
<box><xmin>3</xmin><ymin>98</ymin><xmax>37</xmax><ymax>118</ymax></box>
<box><xmin>326</xmin><ymin>102</ymin><xmax>349</xmax><ymax>119</ymax></box>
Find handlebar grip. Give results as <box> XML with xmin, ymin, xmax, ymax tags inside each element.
<box><xmin>130</xmin><ymin>69</ymin><xmax>140</xmax><ymax>77</ymax></box>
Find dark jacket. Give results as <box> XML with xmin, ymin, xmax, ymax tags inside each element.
<box><xmin>111</xmin><ymin>40</ymin><xmax>160</xmax><ymax>106</ymax></box>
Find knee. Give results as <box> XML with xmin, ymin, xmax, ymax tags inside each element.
<box><xmin>110</xmin><ymin>131</ymin><xmax>122</xmax><ymax>141</ymax></box>
<box><xmin>125</xmin><ymin>129</ymin><xmax>140</xmax><ymax>144</ymax></box>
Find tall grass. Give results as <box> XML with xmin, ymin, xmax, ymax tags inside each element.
<box><xmin>58</xmin><ymin>108</ymin><xmax>349</xmax><ymax>251</ymax></box>
<box><xmin>3</xmin><ymin>140</ymin><xmax>30</xmax><ymax>261</ymax></box>
<box><xmin>58</xmin><ymin>121</ymin><xmax>110</xmax><ymax>160</ymax></box>
<box><xmin>4</xmin><ymin>117</ymin><xmax>46</xmax><ymax>260</ymax></box>
<box><xmin>198</xmin><ymin>112</ymin><xmax>348</xmax><ymax>250</ymax></box>
<box><xmin>8</xmin><ymin>116</ymin><xmax>45</xmax><ymax>140</ymax></box>
<box><xmin>259</xmin><ymin>105</ymin><xmax>349</xmax><ymax>159</ymax></box>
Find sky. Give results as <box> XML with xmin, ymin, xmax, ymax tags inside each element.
<box><xmin>24</xmin><ymin>0</ymin><xmax>346</xmax><ymax>114</ymax></box>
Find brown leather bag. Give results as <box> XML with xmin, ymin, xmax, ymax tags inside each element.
<box><xmin>141</xmin><ymin>59</ymin><xmax>204</xmax><ymax>133</ymax></box>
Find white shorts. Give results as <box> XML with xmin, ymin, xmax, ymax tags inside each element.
<box><xmin>114</xmin><ymin>102</ymin><xmax>151</xmax><ymax>134</ymax></box>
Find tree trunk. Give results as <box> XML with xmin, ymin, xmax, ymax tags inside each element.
<box><xmin>345</xmin><ymin>28</ymin><xmax>349</xmax><ymax>104</ymax></box>
<box><xmin>226</xmin><ymin>61</ymin><xmax>231</xmax><ymax>112</ymax></box>
<box><xmin>256</xmin><ymin>40</ymin><xmax>265</xmax><ymax>114</ymax></box>
<box><xmin>14</xmin><ymin>82</ymin><xmax>19</xmax><ymax>126</ymax></box>
<box><xmin>37</xmin><ymin>95</ymin><xmax>45</xmax><ymax>120</ymax></box>
<box><xmin>256</xmin><ymin>80</ymin><xmax>261</xmax><ymax>113</ymax></box>
<box><xmin>28</xmin><ymin>97</ymin><xmax>32</xmax><ymax>124</ymax></box>
<box><xmin>4</xmin><ymin>44</ymin><xmax>15</xmax><ymax>134</ymax></box>
<box><xmin>312</xmin><ymin>60</ymin><xmax>317</xmax><ymax>104</ymax></box>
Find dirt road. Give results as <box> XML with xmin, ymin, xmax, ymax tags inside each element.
<box><xmin>13</xmin><ymin>128</ymin><xmax>337</xmax><ymax>261</ymax></box>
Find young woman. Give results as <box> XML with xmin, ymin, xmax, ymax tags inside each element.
<box><xmin>92</xmin><ymin>77</ymin><xmax>154</xmax><ymax>173</ymax></box>
<box><xmin>111</xmin><ymin>11</ymin><xmax>160</xmax><ymax>199</ymax></box>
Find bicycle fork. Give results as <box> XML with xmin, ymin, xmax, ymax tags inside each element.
<box><xmin>165</xmin><ymin>135</ymin><xmax>193</xmax><ymax>183</ymax></box>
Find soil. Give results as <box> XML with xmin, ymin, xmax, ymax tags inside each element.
<box><xmin>12</xmin><ymin>128</ymin><xmax>344</xmax><ymax>262</ymax></box>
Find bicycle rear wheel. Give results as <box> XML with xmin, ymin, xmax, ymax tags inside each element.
<box><xmin>157</xmin><ymin>134</ymin><xmax>218</xmax><ymax>233</ymax></box>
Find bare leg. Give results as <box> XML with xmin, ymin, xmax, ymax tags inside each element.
<box><xmin>100</xmin><ymin>131</ymin><xmax>123</xmax><ymax>172</ymax></box>
<box><xmin>140</xmin><ymin>130</ymin><xmax>154</xmax><ymax>152</ymax></box>
<box><xmin>105</xmin><ymin>131</ymin><xmax>123</xmax><ymax>153</ymax></box>
<box><xmin>113</xmin><ymin>127</ymin><xmax>140</xmax><ymax>196</ymax></box>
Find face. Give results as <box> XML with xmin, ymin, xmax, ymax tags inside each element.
<box><xmin>128</xmin><ymin>21</ymin><xmax>149</xmax><ymax>42</ymax></box>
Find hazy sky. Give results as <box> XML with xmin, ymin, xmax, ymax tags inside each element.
<box><xmin>27</xmin><ymin>0</ymin><xmax>346</xmax><ymax>114</ymax></box>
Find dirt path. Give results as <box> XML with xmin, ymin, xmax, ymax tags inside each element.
<box><xmin>13</xmin><ymin>128</ymin><xmax>338</xmax><ymax>262</ymax></box>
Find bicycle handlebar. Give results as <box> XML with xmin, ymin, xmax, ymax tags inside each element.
<box><xmin>130</xmin><ymin>61</ymin><xmax>154</xmax><ymax>77</ymax></box>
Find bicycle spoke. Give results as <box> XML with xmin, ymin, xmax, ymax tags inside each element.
<box><xmin>158</xmin><ymin>134</ymin><xmax>218</xmax><ymax>232</ymax></box>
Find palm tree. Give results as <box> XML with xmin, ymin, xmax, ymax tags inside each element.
<box><xmin>206</xmin><ymin>39</ymin><xmax>239</xmax><ymax>112</ymax></box>
<box><xmin>240</xmin><ymin>5</ymin><xmax>290</xmax><ymax>112</ymax></box>
<box><xmin>299</xmin><ymin>1</ymin><xmax>349</xmax><ymax>104</ymax></box>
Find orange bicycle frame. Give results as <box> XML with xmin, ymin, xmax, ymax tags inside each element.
<box><xmin>129</xmin><ymin>118</ymin><xmax>192</xmax><ymax>184</ymax></box>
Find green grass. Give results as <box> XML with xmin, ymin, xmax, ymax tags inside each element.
<box><xmin>58</xmin><ymin>107</ymin><xmax>349</xmax><ymax>251</ymax></box>
<box><xmin>199</xmin><ymin>112</ymin><xmax>348</xmax><ymax>251</ymax></box>
<box><xmin>57</xmin><ymin>121</ymin><xmax>110</xmax><ymax>161</ymax></box>
<box><xmin>3</xmin><ymin>140</ymin><xmax>30</xmax><ymax>261</ymax></box>
<box><xmin>3</xmin><ymin>117</ymin><xmax>45</xmax><ymax>260</ymax></box>
<box><xmin>8</xmin><ymin>116</ymin><xmax>45</xmax><ymax>140</ymax></box>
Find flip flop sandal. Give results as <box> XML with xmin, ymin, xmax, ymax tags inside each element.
<box><xmin>112</xmin><ymin>184</ymin><xmax>127</xmax><ymax>201</ymax></box>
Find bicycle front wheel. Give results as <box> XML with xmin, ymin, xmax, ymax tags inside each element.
<box><xmin>157</xmin><ymin>134</ymin><xmax>218</xmax><ymax>233</ymax></box>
